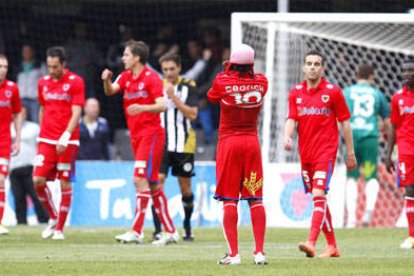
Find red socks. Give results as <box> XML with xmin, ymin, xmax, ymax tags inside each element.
<box><xmin>223</xmin><ymin>202</ymin><xmax>238</xmax><ymax>257</ymax></box>
<box><xmin>152</xmin><ymin>189</ymin><xmax>175</xmax><ymax>233</ymax></box>
<box><xmin>0</xmin><ymin>187</ymin><xmax>4</xmax><ymax>223</ymax></box>
<box><xmin>250</xmin><ymin>201</ymin><xmax>266</xmax><ymax>254</ymax></box>
<box><xmin>308</xmin><ymin>196</ymin><xmax>327</xmax><ymax>245</ymax></box>
<box><xmin>322</xmin><ymin>205</ymin><xmax>337</xmax><ymax>247</ymax></box>
<box><xmin>56</xmin><ymin>187</ymin><xmax>72</xmax><ymax>232</ymax></box>
<box><xmin>132</xmin><ymin>189</ymin><xmax>151</xmax><ymax>234</ymax></box>
<box><xmin>405</xmin><ymin>197</ymin><xmax>414</xmax><ymax>238</ymax></box>
<box><xmin>36</xmin><ymin>184</ymin><xmax>58</xmax><ymax>220</ymax></box>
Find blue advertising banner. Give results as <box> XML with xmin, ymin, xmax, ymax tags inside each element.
<box><xmin>70</xmin><ymin>161</ymin><xmax>252</xmax><ymax>227</ymax></box>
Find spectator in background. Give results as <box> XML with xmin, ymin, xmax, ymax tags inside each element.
<box><xmin>14</xmin><ymin>43</ymin><xmax>47</xmax><ymax>123</ymax></box>
<box><xmin>65</xmin><ymin>21</ymin><xmax>103</xmax><ymax>98</ymax></box>
<box><xmin>106</xmin><ymin>25</ymin><xmax>135</xmax><ymax>75</ymax></box>
<box><xmin>10</xmin><ymin>107</ymin><xmax>48</xmax><ymax>224</ymax></box>
<box><xmin>78</xmin><ymin>98</ymin><xmax>111</xmax><ymax>160</ymax></box>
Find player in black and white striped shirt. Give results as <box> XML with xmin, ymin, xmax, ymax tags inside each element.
<box><xmin>153</xmin><ymin>53</ymin><xmax>198</xmax><ymax>241</ymax></box>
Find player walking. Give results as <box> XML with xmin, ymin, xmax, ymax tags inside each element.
<box><xmin>284</xmin><ymin>50</ymin><xmax>357</xmax><ymax>258</ymax></box>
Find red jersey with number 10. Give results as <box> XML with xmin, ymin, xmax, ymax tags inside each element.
<box><xmin>287</xmin><ymin>78</ymin><xmax>351</xmax><ymax>162</ymax></box>
<box><xmin>0</xmin><ymin>80</ymin><xmax>21</xmax><ymax>147</ymax></box>
<box><xmin>115</xmin><ymin>67</ymin><xmax>164</xmax><ymax>138</ymax></box>
<box><xmin>207</xmin><ymin>71</ymin><xmax>268</xmax><ymax>138</ymax></box>
<box><xmin>37</xmin><ymin>70</ymin><xmax>85</xmax><ymax>143</ymax></box>
<box><xmin>390</xmin><ymin>86</ymin><xmax>414</xmax><ymax>155</ymax></box>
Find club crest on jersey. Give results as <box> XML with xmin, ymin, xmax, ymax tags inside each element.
<box><xmin>296</xmin><ymin>98</ymin><xmax>302</xmax><ymax>104</ymax></box>
<box><xmin>126</xmin><ymin>81</ymin><xmax>130</xmax><ymax>88</ymax></box>
<box><xmin>5</xmin><ymin>90</ymin><xmax>12</xmax><ymax>98</ymax></box>
<box><xmin>321</xmin><ymin>95</ymin><xmax>330</xmax><ymax>103</ymax></box>
<box><xmin>138</xmin><ymin>82</ymin><xmax>144</xmax><ymax>90</ymax></box>
<box><xmin>63</xmin><ymin>84</ymin><xmax>70</xmax><ymax>91</ymax></box>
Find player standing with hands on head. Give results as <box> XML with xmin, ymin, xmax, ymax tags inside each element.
<box><xmin>284</xmin><ymin>50</ymin><xmax>357</xmax><ymax>258</ymax></box>
<box><xmin>102</xmin><ymin>40</ymin><xmax>179</xmax><ymax>246</ymax></box>
<box><xmin>0</xmin><ymin>54</ymin><xmax>23</xmax><ymax>235</ymax></box>
<box><xmin>343</xmin><ymin>64</ymin><xmax>390</xmax><ymax>228</ymax></box>
<box><xmin>208</xmin><ymin>44</ymin><xmax>268</xmax><ymax>265</ymax></box>
<box><xmin>386</xmin><ymin>59</ymin><xmax>414</xmax><ymax>249</ymax></box>
<box><xmin>33</xmin><ymin>47</ymin><xmax>85</xmax><ymax>240</ymax></box>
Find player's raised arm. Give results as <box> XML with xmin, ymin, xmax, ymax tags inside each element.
<box><xmin>102</xmin><ymin>68</ymin><xmax>120</xmax><ymax>96</ymax></box>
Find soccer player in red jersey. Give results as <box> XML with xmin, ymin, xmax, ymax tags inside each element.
<box><xmin>0</xmin><ymin>54</ymin><xmax>23</xmax><ymax>235</ymax></box>
<box><xmin>208</xmin><ymin>44</ymin><xmax>268</xmax><ymax>265</ymax></box>
<box><xmin>33</xmin><ymin>47</ymin><xmax>85</xmax><ymax>240</ymax></box>
<box><xmin>284</xmin><ymin>50</ymin><xmax>357</xmax><ymax>258</ymax></box>
<box><xmin>386</xmin><ymin>59</ymin><xmax>414</xmax><ymax>249</ymax></box>
<box><xmin>102</xmin><ymin>40</ymin><xmax>178</xmax><ymax>246</ymax></box>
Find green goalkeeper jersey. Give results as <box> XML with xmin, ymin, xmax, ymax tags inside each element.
<box><xmin>343</xmin><ymin>83</ymin><xmax>390</xmax><ymax>141</ymax></box>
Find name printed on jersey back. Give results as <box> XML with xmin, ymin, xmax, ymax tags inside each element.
<box><xmin>223</xmin><ymin>84</ymin><xmax>266</xmax><ymax>107</ymax></box>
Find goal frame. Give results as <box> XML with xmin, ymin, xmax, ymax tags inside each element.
<box><xmin>231</xmin><ymin>12</ymin><xmax>414</xmax><ymax>163</ymax></box>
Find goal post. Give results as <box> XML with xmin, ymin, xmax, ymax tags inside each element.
<box><xmin>231</xmin><ymin>13</ymin><xmax>414</xmax><ymax>227</ymax></box>
<box><xmin>231</xmin><ymin>12</ymin><xmax>414</xmax><ymax>164</ymax></box>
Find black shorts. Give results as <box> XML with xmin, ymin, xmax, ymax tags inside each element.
<box><xmin>160</xmin><ymin>151</ymin><xmax>195</xmax><ymax>177</ymax></box>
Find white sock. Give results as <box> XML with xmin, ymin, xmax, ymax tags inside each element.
<box><xmin>346</xmin><ymin>178</ymin><xmax>358</xmax><ymax>228</ymax></box>
<box><xmin>365</xmin><ymin>178</ymin><xmax>379</xmax><ymax>213</ymax></box>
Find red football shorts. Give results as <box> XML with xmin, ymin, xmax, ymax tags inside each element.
<box><xmin>214</xmin><ymin>135</ymin><xmax>263</xmax><ymax>201</ymax></box>
<box><xmin>397</xmin><ymin>155</ymin><xmax>414</xmax><ymax>187</ymax></box>
<box><xmin>131</xmin><ymin>129</ymin><xmax>165</xmax><ymax>184</ymax></box>
<box><xmin>300</xmin><ymin>158</ymin><xmax>335</xmax><ymax>193</ymax></box>
<box><xmin>0</xmin><ymin>143</ymin><xmax>10</xmax><ymax>176</ymax></box>
<box><xmin>33</xmin><ymin>142</ymin><xmax>78</xmax><ymax>182</ymax></box>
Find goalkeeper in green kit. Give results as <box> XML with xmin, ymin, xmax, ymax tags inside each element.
<box><xmin>343</xmin><ymin>64</ymin><xmax>390</xmax><ymax>228</ymax></box>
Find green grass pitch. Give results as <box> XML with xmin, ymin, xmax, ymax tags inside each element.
<box><xmin>0</xmin><ymin>226</ymin><xmax>413</xmax><ymax>275</ymax></box>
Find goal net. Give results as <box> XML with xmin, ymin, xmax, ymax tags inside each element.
<box><xmin>232</xmin><ymin>13</ymin><xmax>414</xmax><ymax>227</ymax></box>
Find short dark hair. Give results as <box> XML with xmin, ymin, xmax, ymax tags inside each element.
<box><xmin>159</xmin><ymin>53</ymin><xmax>181</xmax><ymax>66</ymax></box>
<box><xmin>357</xmin><ymin>64</ymin><xmax>374</xmax><ymax>80</ymax></box>
<box><xmin>46</xmin><ymin>46</ymin><xmax>66</xmax><ymax>63</ymax></box>
<box><xmin>0</xmin><ymin>53</ymin><xmax>7</xmax><ymax>61</ymax></box>
<box><xmin>125</xmin><ymin>40</ymin><xmax>149</xmax><ymax>64</ymax></box>
<box><xmin>304</xmin><ymin>50</ymin><xmax>324</xmax><ymax>65</ymax></box>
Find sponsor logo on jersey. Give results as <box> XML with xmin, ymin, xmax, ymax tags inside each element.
<box><xmin>125</xmin><ymin>90</ymin><xmax>148</xmax><ymax>99</ymax></box>
<box><xmin>45</xmin><ymin>92</ymin><xmax>72</xmax><ymax>101</ymax></box>
<box><xmin>298</xmin><ymin>106</ymin><xmax>331</xmax><ymax>116</ymax></box>
<box><xmin>321</xmin><ymin>95</ymin><xmax>330</xmax><ymax>103</ymax></box>
<box><xmin>401</xmin><ymin>106</ymin><xmax>414</xmax><ymax>114</ymax></box>
<box><xmin>0</xmin><ymin>100</ymin><xmax>11</xmax><ymax>107</ymax></box>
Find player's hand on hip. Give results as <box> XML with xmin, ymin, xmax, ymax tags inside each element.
<box><xmin>345</xmin><ymin>153</ymin><xmax>357</xmax><ymax>171</ymax></box>
<box><xmin>283</xmin><ymin>137</ymin><xmax>293</xmax><ymax>151</ymax></box>
<box><xmin>127</xmin><ymin>104</ymin><xmax>144</xmax><ymax>116</ymax></box>
<box><xmin>56</xmin><ymin>144</ymin><xmax>67</xmax><ymax>155</ymax></box>
<box><xmin>101</xmin><ymin>69</ymin><xmax>113</xmax><ymax>80</ymax></box>
<box><xmin>385</xmin><ymin>157</ymin><xmax>395</xmax><ymax>174</ymax></box>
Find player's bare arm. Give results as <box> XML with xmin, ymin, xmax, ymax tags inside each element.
<box><xmin>385</xmin><ymin>124</ymin><xmax>397</xmax><ymax>174</ymax></box>
<box><xmin>340</xmin><ymin>120</ymin><xmax>357</xmax><ymax>171</ymax></box>
<box><xmin>126</xmin><ymin>96</ymin><xmax>167</xmax><ymax>116</ymax></box>
<box><xmin>165</xmin><ymin>82</ymin><xmax>198</xmax><ymax>121</ymax></box>
<box><xmin>283</xmin><ymin>119</ymin><xmax>296</xmax><ymax>151</ymax></box>
<box><xmin>11</xmin><ymin>111</ymin><xmax>23</xmax><ymax>156</ymax></box>
<box><xmin>56</xmin><ymin>105</ymin><xmax>82</xmax><ymax>154</ymax></box>
<box><xmin>102</xmin><ymin>69</ymin><xmax>120</xmax><ymax>96</ymax></box>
